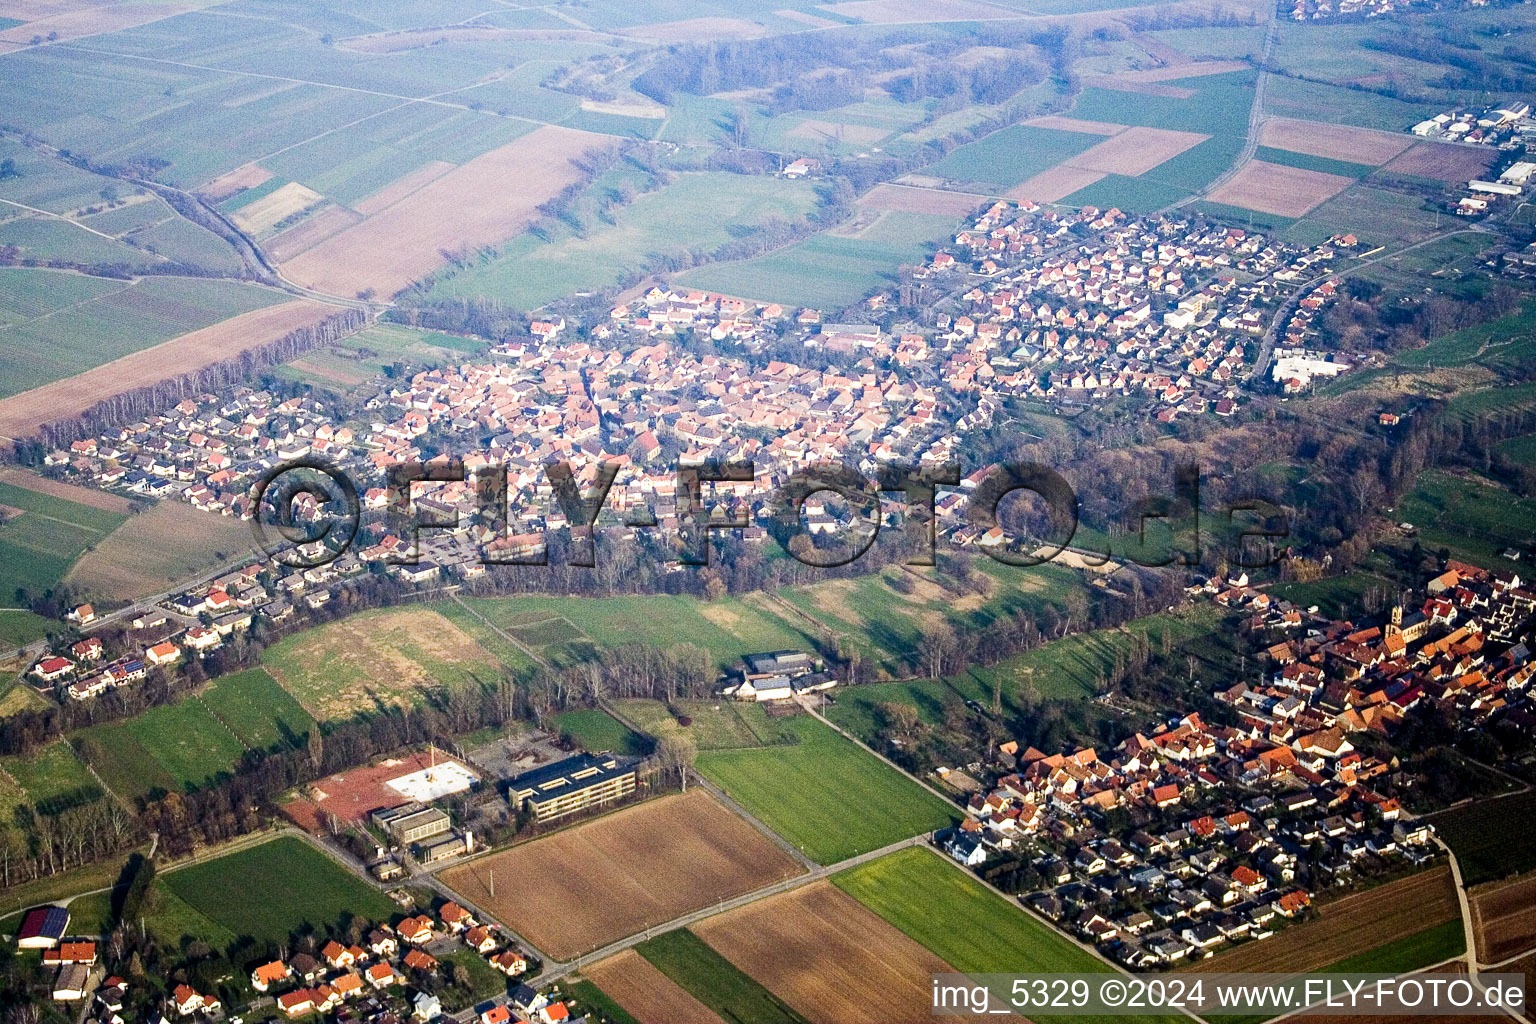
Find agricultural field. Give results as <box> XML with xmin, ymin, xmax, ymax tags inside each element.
<box><xmin>631</xmin><ymin>927</ymin><xmax>806</xmax><ymax>1024</ymax></box>
<box><xmin>0</xmin><ymin>609</ymin><xmax>56</xmax><ymax>651</ymax></box>
<box><xmin>1471</xmin><ymin>873</ymin><xmax>1536</xmax><ymax>965</ymax></box>
<box><xmin>0</xmin><ymin>672</ymin><xmax>49</xmax><ymax>714</ymax></box>
<box><xmin>1393</xmin><ymin>304</ymin><xmax>1536</xmax><ymax>371</ymax></box>
<box><xmin>65</xmin><ymin>500</ymin><xmax>255</xmax><ymax>601</ymax></box>
<box><xmin>1048</xmin><ymin>67</ymin><xmax>1256</xmax><ymax>209</ymax></box>
<box><xmin>0</xmin><ymin>479</ymin><xmax>126</xmax><ymax>608</ymax></box>
<box><xmin>1277</xmin><ymin>183</ymin><xmax>1444</xmax><ymax>247</ymax></box>
<box><xmin>826</xmin><ymin>604</ymin><xmax>1229</xmax><ymax>744</ymax></box>
<box><xmin>690</xmin><ymin>881</ymin><xmax>975</xmax><ymax>1024</ymax></box>
<box><xmin>1206</xmin><ymin>159</ymin><xmax>1355</xmax><ymax>218</ymax></box>
<box><xmin>1435</xmin><ymin>791</ymin><xmax>1536</xmax><ymax>885</ymax></box>
<box><xmin>1183</xmin><ymin>868</ymin><xmax>1460</xmax><ymax>974</ymax></box>
<box><xmin>75</xmin><ymin>668</ymin><xmax>313</xmax><ymax>802</ymax></box>
<box><xmin>582</xmin><ymin>949</ymin><xmax>724</xmax><ymax>1024</ymax></box>
<box><xmin>75</xmin><ymin>697</ymin><xmax>249</xmax><ymax>802</ymax></box>
<box><xmin>1264</xmin><ymin>76</ymin><xmax>1435</xmax><ymax>132</ymax></box>
<box><xmin>774</xmin><ymin>559</ymin><xmax>1083</xmax><ymax>676</ymax></box>
<box><xmin>1497</xmin><ymin>433</ymin><xmax>1536</xmax><ymax>470</ymax></box>
<box><xmin>273</xmin><ymin>322</ymin><xmax>489</xmax><ymax>394</ymax></box>
<box><xmin>280</xmin><ymin>126</ymin><xmax>612</xmax><ymax>298</ymax></box>
<box><xmin>616</xmin><ymin>698</ymin><xmax>797</xmax><ymax>751</ymax></box>
<box><xmin>159</xmin><ymin>835</ymin><xmax>398</xmax><ymax>949</ymax></box>
<box><xmin>0</xmin><ymin>739</ymin><xmax>101</xmax><ymax>814</ymax></box>
<box><xmin>440</xmin><ymin>790</ymin><xmax>803</xmax><ymax>961</ymax></box>
<box><xmin>0</xmin><ymin>298</ymin><xmax>336</xmax><ymax>442</ymax></box>
<box><xmin>262</xmin><ymin>607</ymin><xmax>507</xmax><ymax>721</ymax></box>
<box><xmin>428</xmin><ymin>172</ymin><xmax>821</xmax><ymax>309</ymax></box>
<box><xmin>0</xmin><ymin>274</ymin><xmax>288</xmax><ymax>399</ymax></box>
<box><xmin>550</xmin><ymin>708</ymin><xmax>648</xmax><ymax>756</ymax></box>
<box><xmin>835</xmin><ymin>846</ymin><xmax>1104</xmax><ymax>972</ymax></box>
<box><xmin>449</xmin><ymin>592</ymin><xmax>819</xmax><ymax>671</ymax></box>
<box><xmin>921</xmin><ymin>124</ymin><xmax>1105</xmax><ymax>190</ymax></box>
<box><xmin>695</xmin><ymin>714</ymin><xmax>957</xmax><ymax>864</ymax></box>
<box><xmin>832</xmin><ymin>848</ymin><xmax>1194</xmax><ymax>1024</ymax></box>
<box><xmin>675</xmin><ymin>210</ymin><xmax>956</xmax><ymax>309</ymax></box>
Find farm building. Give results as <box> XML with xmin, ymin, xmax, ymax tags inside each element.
<box><xmin>15</xmin><ymin>907</ymin><xmax>69</xmax><ymax>949</ymax></box>
<box><xmin>1469</xmin><ymin>179</ymin><xmax>1522</xmax><ymax>197</ymax></box>
<box><xmin>507</xmin><ymin>752</ymin><xmax>638</xmax><ymax>823</ymax></box>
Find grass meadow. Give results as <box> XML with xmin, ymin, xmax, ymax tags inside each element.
<box><xmin>429</xmin><ymin>172</ymin><xmax>821</xmax><ymax>309</ymax></box>
<box><xmin>695</xmin><ymin>714</ymin><xmax>957</xmax><ymax>864</ymax></box>
<box><xmin>74</xmin><ymin>668</ymin><xmax>315</xmax><ymax>802</ymax></box>
<box><xmin>836</xmin><ymin>847</ymin><xmax>1187</xmax><ymax>1024</ymax></box>
<box><xmin>675</xmin><ymin>210</ymin><xmax>956</xmax><ymax>309</ymax></box>
<box><xmin>159</xmin><ymin>835</ymin><xmax>398</xmax><ymax>948</ymax></box>
<box><xmin>0</xmin><ymin>480</ymin><xmax>126</xmax><ymax>606</ymax></box>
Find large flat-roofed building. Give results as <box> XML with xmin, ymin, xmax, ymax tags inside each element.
<box><xmin>508</xmin><ymin>752</ymin><xmax>638</xmax><ymax>822</ymax></box>
<box><xmin>372</xmin><ymin>803</ymin><xmax>451</xmax><ymax>844</ymax></box>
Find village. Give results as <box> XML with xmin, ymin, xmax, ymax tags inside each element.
<box><xmin>936</xmin><ymin>559</ymin><xmax>1534</xmax><ymax>967</ymax></box>
<box><xmin>27</xmin><ymin>202</ymin><xmax>1366</xmax><ymax>602</ymax></box>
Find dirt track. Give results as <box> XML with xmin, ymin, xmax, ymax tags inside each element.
<box><xmin>1472</xmin><ymin>874</ymin><xmax>1536</xmax><ymax>963</ymax></box>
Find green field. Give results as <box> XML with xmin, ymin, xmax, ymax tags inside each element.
<box><xmin>676</xmin><ymin>211</ymin><xmax>957</xmax><ymax>309</ymax></box>
<box><xmin>260</xmin><ymin>607</ymin><xmax>509</xmax><ymax>720</ymax></box>
<box><xmin>449</xmin><ymin>592</ymin><xmax>820</xmax><ymax>672</ymax></box>
<box><xmin>617</xmin><ymin>698</ymin><xmax>796</xmax><ymax>751</ymax></box>
<box><xmin>1497</xmin><ymin>433</ymin><xmax>1536</xmax><ymax>469</ymax></box>
<box><xmin>836</xmin><ymin>848</ymin><xmax>1188</xmax><ymax>1024</ymax></box>
<box><xmin>75</xmin><ymin>668</ymin><xmax>314</xmax><ymax>801</ymax></box>
<box><xmin>564</xmin><ymin>980</ymin><xmax>639</xmax><ymax>1024</ymax></box>
<box><xmin>429</xmin><ymin>172</ymin><xmax>821</xmax><ymax>309</ymax></box>
<box><xmin>199</xmin><ymin>668</ymin><xmax>315</xmax><ymax>752</ymax></box>
<box><xmin>1434</xmin><ymin>791</ymin><xmax>1536</xmax><ymax>884</ymax></box>
<box><xmin>922</xmin><ymin>125</ymin><xmax>1102</xmax><ymax>189</ymax></box>
<box><xmin>0</xmin><ymin>137</ymin><xmax>149</xmax><ymax>216</ymax></box>
<box><xmin>158</xmin><ymin>835</ymin><xmax>398</xmax><ymax>948</ymax></box>
<box><xmin>1254</xmin><ymin>146</ymin><xmax>1375</xmax><ymax>178</ymax></box>
<box><xmin>550</xmin><ymin>708</ymin><xmax>648</xmax><ymax>756</ymax></box>
<box><xmin>774</xmin><ymin>560</ymin><xmax>1083</xmax><ymax>677</ymax></box>
<box><xmin>0</xmin><ymin>274</ymin><xmax>288</xmax><ymax>398</ymax></box>
<box><xmin>1272</xmin><ymin>573</ymin><xmax>1394</xmax><ymax>618</ymax></box>
<box><xmin>0</xmin><ymin>480</ymin><xmax>127</xmax><ymax>605</ymax></box>
<box><xmin>1395</xmin><ymin>469</ymin><xmax>1536</xmax><ymax>566</ymax></box>
<box><xmin>1058</xmin><ymin>70</ymin><xmax>1256</xmax><ymax>210</ymax></box>
<box><xmin>1264</xmin><ymin>76</ymin><xmax>1435</xmax><ymax>131</ymax></box>
<box><xmin>274</xmin><ymin>322</ymin><xmax>490</xmax><ymax>393</ymax></box>
<box><xmin>1321</xmin><ymin>918</ymin><xmax>1466</xmax><ymax>973</ymax></box>
<box><xmin>1279</xmin><ymin>183</ymin><xmax>1443</xmax><ymax>247</ymax></box>
<box><xmin>825</xmin><ymin>604</ymin><xmax>1229</xmax><ymax>754</ymax></box>
<box><xmin>0</xmin><ymin>740</ymin><xmax>101</xmax><ymax>814</ymax></box>
<box><xmin>696</xmin><ymin>714</ymin><xmax>956</xmax><ymax>864</ymax></box>
<box><xmin>1393</xmin><ymin>303</ymin><xmax>1536</xmax><ymax>370</ymax></box>
<box><xmin>634</xmin><ymin>928</ymin><xmax>807</xmax><ymax>1024</ymax></box>
<box><xmin>76</xmin><ymin>697</ymin><xmax>249</xmax><ymax>802</ymax></box>
<box><xmin>0</xmin><ymin>609</ymin><xmax>55</xmax><ymax>650</ymax></box>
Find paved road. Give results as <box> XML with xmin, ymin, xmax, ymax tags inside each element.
<box><xmin>1246</xmin><ymin>226</ymin><xmax>1492</xmax><ymax>383</ymax></box>
<box><xmin>1162</xmin><ymin>4</ymin><xmax>1278</xmax><ymax>217</ymax></box>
